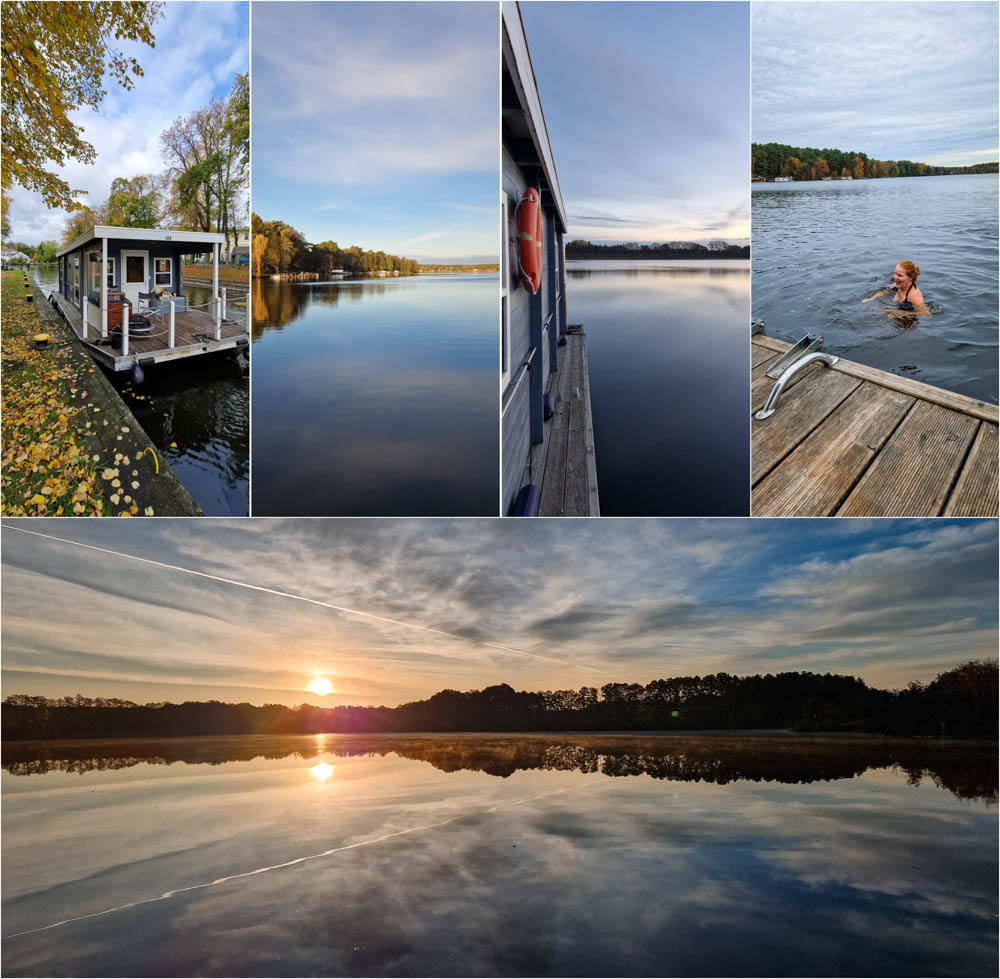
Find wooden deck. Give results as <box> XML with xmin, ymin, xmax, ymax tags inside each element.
<box><xmin>752</xmin><ymin>334</ymin><xmax>999</xmax><ymax>517</ymax></box>
<box><xmin>520</xmin><ymin>326</ymin><xmax>600</xmax><ymax>516</ymax></box>
<box><xmin>51</xmin><ymin>291</ymin><xmax>248</xmax><ymax>371</ymax></box>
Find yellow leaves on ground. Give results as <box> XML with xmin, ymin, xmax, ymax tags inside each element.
<box><xmin>1</xmin><ymin>274</ymin><xmax>106</xmax><ymax>516</ymax></box>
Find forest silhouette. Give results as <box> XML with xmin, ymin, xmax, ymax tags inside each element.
<box><xmin>4</xmin><ymin>661</ymin><xmax>995</xmax><ymax>742</ymax></box>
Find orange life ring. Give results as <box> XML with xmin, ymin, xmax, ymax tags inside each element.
<box><xmin>518</xmin><ymin>187</ymin><xmax>542</xmax><ymax>294</ymax></box>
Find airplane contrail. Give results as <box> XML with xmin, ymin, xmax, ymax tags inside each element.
<box><xmin>1</xmin><ymin>524</ymin><xmax>608</xmax><ymax>676</ymax></box>
<box><xmin>3</xmin><ymin>782</ymin><xmax>598</xmax><ymax>940</ymax></box>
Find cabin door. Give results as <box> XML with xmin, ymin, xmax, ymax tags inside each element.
<box><xmin>121</xmin><ymin>250</ymin><xmax>149</xmax><ymax>308</ymax></box>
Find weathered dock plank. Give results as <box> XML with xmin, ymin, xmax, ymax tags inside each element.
<box><xmin>943</xmin><ymin>423</ymin><xmax>999</xmax><ymax>517</ymax></box>
<box><xmin>752</xmin><ymin>334</ymin><xmax>998</xmax><ymax>517</ymax></box>
<box><xmin>753</xmin><ymin>382</ymin><xmax>914</xmax><ymax>517</ymax></box>
<box><xmin>533</xmin><ymin>328</ymin><xmax>600</xmax><ymax>516</ymax></box>
<box><xmin>837</xmin><ymin>401</ymin><xmax>978</xmax><ymax>516</ymax></box>
<box><xmin>752</xmin><ymin>368</ymin><xmax>860</xmax><ymax>483</ymax></box>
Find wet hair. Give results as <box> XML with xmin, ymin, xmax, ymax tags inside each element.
<box><xmin>896</xmin><ymin>261</ymin><xmax>920</xmax><ymax>282</ymax></box>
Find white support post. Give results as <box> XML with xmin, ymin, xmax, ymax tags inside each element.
<box><xmin>169</xmin><ymin>299</ymin><xmax>175</xmax><ymax>349</ymax></box>
<box><xmin>221</xmin><ymin>286</ymin><xmax>227</xmax><ymax>323</ymax></box>
<box><xmin>122</xmin><ymin>303</ymin><xmax>130</xmax><ymax>357</ymax></box>
<box><xmin>212</xmin><ymin>242</ymin><xmax>219</xmax><ymax>305</ymax></box>
<box><xmin>101</xmin><ymin>237</ymin><xmax>108</xmax><ymax>338</ymax></box>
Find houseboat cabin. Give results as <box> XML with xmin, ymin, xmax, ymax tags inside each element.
<box><xmin>501</xmin><ymin>1</ymin><xmax>598</xmax><ymax>516</ymax></box>
<box><xmin>53</xmin><ymin>226</ymin><xmax>248</xmax><ymax>372</ymax></box>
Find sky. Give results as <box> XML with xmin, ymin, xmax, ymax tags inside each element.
<box><xmin>6</xmin><ymin>1</ymin><xmax>249</xmax><ymax>245</ymax></box>
<box><xmin>252</xmin><ymin>2</ymin><xmax>497</xmax><ymax>264</ymax></box>
<box><xmin>752</xmin><ymin>1</ymin><xmax>999</xmax><ymax>166</ymax></box>
<box><xmin>2</xmin><ymin>518</ymin><xmax>995</xmax><ymax>708</ymax></box>
<box><xmin>520</xmin><ymin>2</ymin><xmax>750</xmax><ymax>245</ymax></box>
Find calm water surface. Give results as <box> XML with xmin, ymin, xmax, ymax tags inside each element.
<box><xmin>752</xmin><ymin>174</ymin><xmax>998</xmax><ymax>403</ymax></box>
<box><xmin>251</xmin><ymin>275</ymin><xmax>497</xmax><ymax>516</ymax></box>
<box><xmin>4</xmin><ymin>733</ymin><xmax>994</xmax><ymax>977</ymax></box>
<box><xmin>567</xmin><ymin>260</ymin><xmax>749</xmax><ymax>516</ymax></box>
<box><xmin>34</xmin><ymin>267</ymin><xmax>249</xmax><ymax>515</ymax></box>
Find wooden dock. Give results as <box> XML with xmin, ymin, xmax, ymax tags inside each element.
<box><xmin>51</xmin><ymin>292</ymin><xmax>248</xmax><ymax>371</ymax></box>
<box><xmin>518</xmin><ymin>325</ymin><xmax>600</xmax><ymax>516</ymax></box>
<box><xmin>752</xmin><ymin>333</ymin><xmax>998</xmax><ymax>517</ymax></box>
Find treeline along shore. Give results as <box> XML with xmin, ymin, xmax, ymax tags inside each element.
<box><xmin>752</xmin><ymin>141</ymin><xmax>999</xmax><ymax>182</ymax></box>
<box><xmin>3</xmin><ymin>661</ymin><xmax>994</xmax><ymax>742</ymax></box>
<box><xmin>565</xmin><ymin>240</ymin><xmax>749</xmax><ymax>260</ymax></box>
<box><xmin>252</xmin><ymin>213</ymin><xmax>420</xmax><ymax>278</ymax></box>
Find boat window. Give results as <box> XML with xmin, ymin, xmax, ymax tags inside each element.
<box><xmin>154</xmin><ymin>257</ymin><xmax>172</xmax><ymax>286</ymax></box>
<box><xmin>72</xmin><ymin>257</ymin><xmax>80</xmax><ymax>302</ymax></box>
<box><xmin>106</xmin><ymin>257</ymin><xmax>115</xmax><ymax>289</ymax></box>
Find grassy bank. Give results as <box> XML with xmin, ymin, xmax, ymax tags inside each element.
<box><xmin>182</xmin><ymin>265</ymin><xmax>249</xmax><ymax>283</ymax></box>
<box><xmin>1</xmin><ymin>272</ymin><xmax>201</xmax><ymax>516</ymax></box>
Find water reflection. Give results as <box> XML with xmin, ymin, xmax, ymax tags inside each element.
<box><xmin>566</xmin><ymin>260</ymin><xmax>750</xmax><ymax>515</ymax></box>
<box><xmin>2</xmin><ymin>733</ymin><xmax>995</xmax><ymax>977</ymax></box>
<box><xmin>309</xmin><ymin>761</ymin><xmax>335</xmax><ymax>781</ymax></box>
<box><xmin>5</xmin><ymin>733</ymin><xmax>994</xmax><ymax>803</ymax></box>
<box><xmin>251</xmin><ymin>275</ymin><xmax>498</xmax><ymax>515</ymax></box>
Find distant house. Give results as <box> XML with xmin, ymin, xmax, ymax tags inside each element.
<box><xmin>1</xmin><ymin>249</ymin><xmax>30</xmax><ymax>267</ymax></box>
<box><xmin>223</xmin><ymin>227</ymin><xmax>249</xmax><ymax>263</ymax></box>
<box><xmin>501</xmin><ymin>1</ymin><xmax>571</xmax><ymax>515</ymax></box>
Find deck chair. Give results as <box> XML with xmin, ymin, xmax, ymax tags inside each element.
<box><xmin>130</xmin><ymin>293</ymin><xmax>157</xmax><ymax>335</ymax></box>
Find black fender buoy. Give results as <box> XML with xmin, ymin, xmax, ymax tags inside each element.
<box><xmin>132</xmin><ymin>362</ymin><xmax>145</xmax><ymax>385</ymax></box>
<box><xmin>543</xmin><ymin>392</ymin><xmax>555</xmax><ymax>420</ymax></box>
<box><xmin>510</xmin><ymin>483</ymin><xmax>541</xmax><ymax>517</ymax></box>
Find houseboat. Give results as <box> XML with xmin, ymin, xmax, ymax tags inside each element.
<box><xmin>501</xmin><ymin>0</ymin><xmax>599</xmax><ymax>517</ymax></box>
<box><xmin>53</xmin><ymin>227</ymin><xmax>248</xmax><ymax>373</ymax></box>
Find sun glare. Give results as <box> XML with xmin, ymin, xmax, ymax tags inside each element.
<box><xmin>307</xmin><ymin>677</ymin><xmax>334</xmax><ymax>696</ymax></box>
<box><xmin>310</xmin><ymin>762</ymin><xmax>334</xmax><ymax>782</ymax></box>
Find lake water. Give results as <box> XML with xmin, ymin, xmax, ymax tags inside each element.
<box><xmin>4</xmin><ymin>733</ymin><xmax>994</xmax><ymax>977</ymax></box>
<box><xmin>752</xmin><ymin>174</ymin><xmax>999</xmax><ymax>403</ymax></box>
<box><xmin>251</xmin><ymin>275</ymin><xmax>498</xmax><ymax>516</ymax></box>
<box><xmin>33</xmin><ymin>267</ymin><xmax>249</xmax><ymax>516</ymax></box>
<box><xmin>567</xmin><ymin>261</ymin><xmax>750</xmax><ymax>516</ymax></box>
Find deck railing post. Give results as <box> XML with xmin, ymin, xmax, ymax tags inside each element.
<box><xmin>122</xmin><ymin>303</ymin><xmax>130</xmax><ymax>357</ymax></box>
<box><xmin>222</xmin><ymin>286</ymin><xmax>227</xmax><ymax>322</ymax></box>
<box><xmin>169</xmin><ymin>299</ymin><xmax>175</xmax><ymax>348</ymax></box>
<box><xmin>101</xmin><ymin>237</ymin><xmax>108</xmax><ymax>338</ymax></box>
<box><xmin>215</xmin><ymin>295</ymin><xmax>222</xmax><ymax>340</ymax></box>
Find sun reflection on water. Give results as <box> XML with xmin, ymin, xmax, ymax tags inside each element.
<box><xmin>310</xmin><ymin>762</ymin><xmax>334</xmax><ymax>782</ymax></box>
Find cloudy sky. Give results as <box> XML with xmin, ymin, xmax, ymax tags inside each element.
<box><xmin>753</xmin><ymin>2</ymin><xmax>999</xmax><ymax>166</ymax></box>
<box><xmin>2</xmin><ymin>518</ymin><xmax>995</xmax><ymax>707</ymax></box>
<box><xmin>7</xmin><ymin>1</ymin><xmax>249</xmax><ymax>245</ymax></box>
<box><xmin>520</xmin><ymin>2</ymin><xmax>750</xmax><ymax>245</ymax></box>
<box><xmin>252</xmin><ymin>2</ymin><xmax>497</xmax><ymax>263</ymax></box>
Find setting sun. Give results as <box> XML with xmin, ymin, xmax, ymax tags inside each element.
<box><xmin>307</xmin><ymin>677</ymin><xmax>334</xmax><ymax>696</ymax></box>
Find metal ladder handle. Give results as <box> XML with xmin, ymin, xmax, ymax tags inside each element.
<box><xmin>766</xmin><ymin>333</ymin><xmax>823</xmax><ymax>378</ymax></box>
<box><xmin>754</xmin><ymin>351</ymin><xmax>839</xmax><ymax>420</ymax></box>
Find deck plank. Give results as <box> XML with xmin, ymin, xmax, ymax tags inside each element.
<box><xmin>538</xmin><ymin>427</ymin><xmax>569</xmax><ymax>515</ymax></box>
<box><xmin>536</xmin><ymin>331</ymin><xmax>597</xmax><ymax>516</ymax></box>
<box><xmin>943</xmin><ymin>423</ymin><xmax>999</xmax><ymax>517</ymax></box>
<box><xmin>753</xmin><ymin>382</ymin><xmax>914</xmax><ymax>516</ymax></box>
<box><xmin>752</xmin><ymin>368</ymin><xmax>861</xmax><ymax>484</ymax></box>
<box><xmin>836</xmin><ymin>401</ymin><xmax>979</xmax><ymax>516</ymax></box>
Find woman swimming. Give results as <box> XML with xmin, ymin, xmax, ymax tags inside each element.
<box><xmin>862</xmin><ymin>261</ymin><xmax>927</xmax><ymax>315</ymax></box>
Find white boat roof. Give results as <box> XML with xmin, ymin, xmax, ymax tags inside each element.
<box><xmin>58</xmin><ymin>226</ymin><xmax>226</xmax><ymax>258</ymax></box>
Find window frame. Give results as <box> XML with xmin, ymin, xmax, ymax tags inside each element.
<box><xmin>154</xmin><ymin>256</ymin><xmax>172</xmax><ymax>287</ymax></box>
